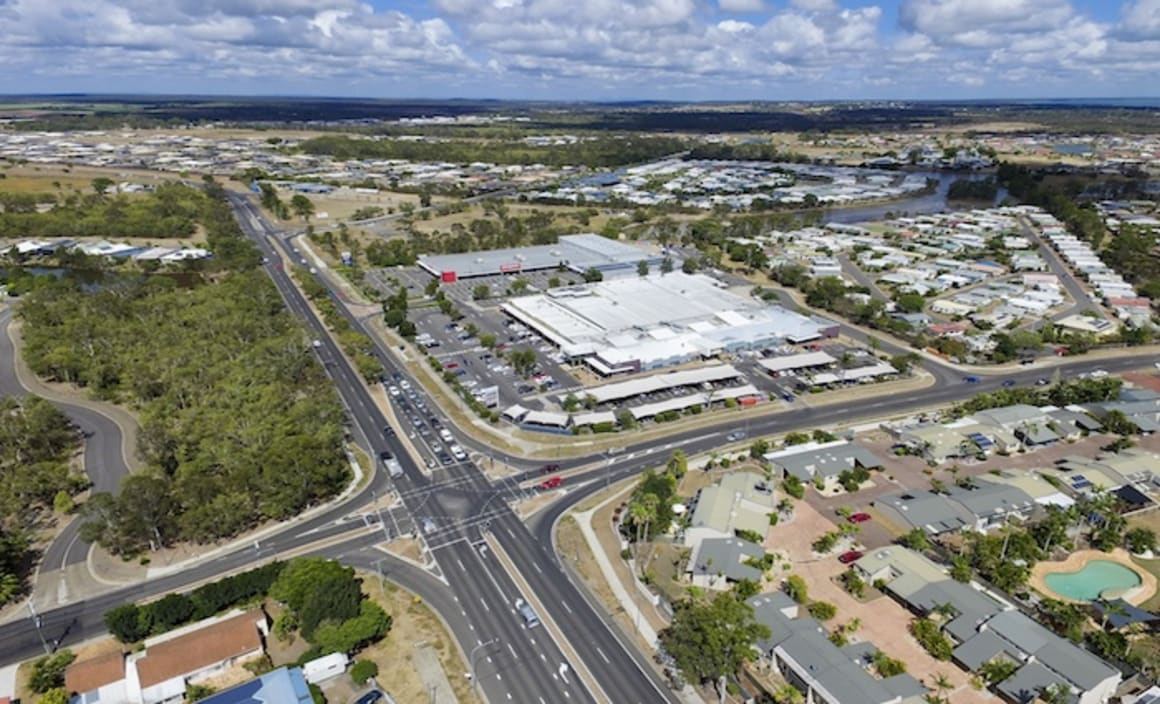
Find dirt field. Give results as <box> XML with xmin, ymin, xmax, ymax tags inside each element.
<box><xmin>267</xmin><ymin>185</ymin><xmax>422</xmax><ymax>223</ymax></box>
<box><xmin>0</xmin><ymin>163</ymin><xmax>180</xmax><ymax>193</ymax></box>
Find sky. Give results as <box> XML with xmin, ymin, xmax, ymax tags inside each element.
<box><xmin>0</xmin><ymin>0</ymin><xmax>1158</xmax><ymax>101</ymax></box>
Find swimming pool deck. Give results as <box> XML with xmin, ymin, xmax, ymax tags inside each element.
<box><xmin>1030</xmin><ymin>548</ymin><xmax>1157</xmax><ymax>605</ymax></box>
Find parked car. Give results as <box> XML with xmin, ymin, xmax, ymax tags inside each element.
<box><xmin>847</xmin><ymin>513</ymin><xmax>872</xmax><ymax>524</ymax></box>
<box><xmin>355</xmin><ymin>691</ymin><xmax>384</xmax><ymax>704</ymax></box>
<box><xmin>838</xmin><ymin>550</ymin><xmax>864</xmax><ymax>564</ymax></box>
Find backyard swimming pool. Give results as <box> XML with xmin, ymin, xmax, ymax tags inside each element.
<box><xmin>1044</xmin><ymin>559</ymin><xmax>1143</xmax><ymax>601</ymax></box>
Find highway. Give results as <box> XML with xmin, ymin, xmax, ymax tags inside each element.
<box><xmin>2</xmin><ymin>192</ymin><xmax>1159</xmax><ymax>702</ymax></box>
<box><xmin>229</xmin><ymin>194</ymin><xmax>670</xmax><ymax>703</ymax></box>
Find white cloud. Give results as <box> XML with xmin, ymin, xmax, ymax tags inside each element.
<box><xmin>1119</xmin><ymin>0</ymin><xmax>1160</xmax><ymax>39</ymax></box>
<box><xmin>718</xmin><ymin>0</ymin><xmax>764</xmax><ymax>11</ymax></box>
<box><xmin>790</xmin><ymin>0</ymin><xmax>839</xmax><ymax>12</ymax></box>
<box><xmin>0</xmin><ymin>0</ymin><xmax>1156</xmax><ymax>99</ymax></box>
<box><xmin>899</xmin><ymin>0</ymin><xmax>1075</xmax><ymax>41</ymax></box>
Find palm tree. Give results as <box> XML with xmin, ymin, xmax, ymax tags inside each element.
<box><xmin>933</xmin><ymin>672</ymin><xmax>953</xmax><ymax>701</ymax></box>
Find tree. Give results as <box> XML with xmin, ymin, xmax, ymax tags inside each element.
<box><xmin>660</xmin><ymin>257</ymin><xmax>674</xmax><ymax>274</ymax></box>
<box><xmin>1126</xmin><ymin>527</ymin><xmax>1157</xmax><ymax>555</ymax></box>
<box><xmin>506</xmin><ymin>348</ymin><xmax>537</xmax><ymax>377</ymax></box>
<box><xmin>749</xmin><ymin>438</ymin><xmax>770</xmax><ymax>459</ymax></box>
<box><xmin>871</xmin><ymin>650</ymin><xmax>906</xmax><ymax>677</ymax></box>
<box><xmin>637</xmin><ymin>260</ymin><xmax>650</xmax><ymax>276</ymax></box>
<box><xmin>91</xmin><ymin>177</ymin><xmax>115</xmax><ymax>195</ymax></box>
<box><xmin>902</xmin><ymin>528</ymin><xmax>930</xmax><ymax>552</ymax></box>
<box><xmin>312</xmin><ymin>600</ymin><xmax>392</xmax><ymax>655</ymax></box>
<box><xmin>979</xmin><ymin>657</ymin><xmax>1018</xmax><ymax>685</ymax></box>
<box><xmin>581</xmin><ymin>268</ymin><xmax>603</xmax><ymax>283</ymax></box>
<box><xmin>30</xmin><ymin>650</ymin><xmax>76</xmax><ymax>693</ymax></box>
<box><xmin>785</xmin><ymin>574</ymin><xmax>809</xmax><ymax>603</ymax></box>
<box><xmin>105</xmin><ymin>603</ymin><xmax>148</xmax><ymax>643</ymax></box>
<box><xmin>895</xmin><ymin>293</ymin><xmax>926</xmax><ymax>314</ymax></box>
<box><xmin>289</xmin><ymin>194</ymin><xmax>315</xmax><ymax>221</ymax></box>
<box><xmin>270</xmin><ymin>558</ymin><xmax>363</xmax><ymax>638</ymax></box>
<box><xmin>658</xmin><ymin>593</ymin><xmax>770</xmax><ymax>684</ymax></box>
<box><xmin>479</xmin><ymin>333</ymin><xmax>497</xmax><ymax>349</ymax></box>
<box><xmin>472</xmin><ymin>284</ymin><xmax>490</xmax><ymax>301</ymax></box>
<box><xmin>350</xmin><ymin>659</ymin><xmax>379</xmax><ymax>684</ymax></box>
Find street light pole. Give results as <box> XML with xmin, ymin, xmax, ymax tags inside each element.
<box><xmin>28</xmin><ymin>602</ymin><xmax>50</xmax><ymax>655</ymax></box>
<box><xmin>469</xmin><ymin>638</ymin><xmax>498</xmax><ymax>693</ymax></box>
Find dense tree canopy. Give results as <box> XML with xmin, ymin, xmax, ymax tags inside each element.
<box><xmin>0</xmin><ymin>397</ymin><xmax>84</xmax><ymax>605</ymax></box>
<box><xmin>659</xmin><ymin>592</ymin><xmax>770</xmax><ymax>684</ymax></box>
<box><xmin>20</xmin><ymin>269</ymin><xmax>349</xmax><ymax>553</ymax></box>
<box><xmin>298</xmin><ymin>134</ymin><xmax>688</xmax><ymax>168</ymax></box>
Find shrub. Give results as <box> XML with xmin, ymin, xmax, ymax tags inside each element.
<box><xmin>350</xmin><ymin>659</ymin><xmax>379</xmax><ymax>684</ymax></box>
<box><xmin>785</xmin><ymin>575</ymin><xmax>808</xmax><ymax>604</ymax></box>
<box><xmin>910</xmin><ymin>618</ymin><xmax>953</xmax><ymax>660</ymax></box>
<box><xmin>807</xmin><ymin>601</ymin><xmax>837</xmax><ymax>621</ymax></box>
<box><xmin>30</xmin><ymin>650</ymin><xmax>76</xmax><ymax>693</ymax></box>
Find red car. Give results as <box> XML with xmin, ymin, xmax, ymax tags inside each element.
<box><xmin>540</xmin><ymin>476</ymin><xmax>563</xmax><ymax>490</ymax></box>
<box><xmin>848</xmin><ymin>513</ymin><xmax>872</xmax><ymax>524</ymax></box>
<box><xmin>838</xmin><ymin>550</ymin><xmax>864</xmax><ymax>564</ymax></box>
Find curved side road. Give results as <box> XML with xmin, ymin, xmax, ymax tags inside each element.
<box><xmin>0</xmin><ymin>306</ymin><xmax>134</xmax><ymax>572</ymax></box>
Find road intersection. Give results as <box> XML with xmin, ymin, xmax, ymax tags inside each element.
<box><xmin>1</xmin><ymin>193</ymin><xmax>1158</xmax><ymax>703</ymax></box>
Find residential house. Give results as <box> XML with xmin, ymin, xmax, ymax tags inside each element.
<box><xmin>748</xmin><ymin>592</ymin><xmax>927</xmax><ymax>704</ymax></box>
<box><xmin>197</xmin><ymin>667</ymin><xmax>313</xmax><ymax>704</ymax></box>
<box><xmin>763</xmin><ymin>441</ymin><xmax>883</xmax><ymax>492</ymax></box>
<box><xmin>67</xmin><ymin>651</ymin><xmax>130</xmax><ymax>704</ymax></box>
<box><xmin>855</xmin><ymin>547</ymin><xmax>1121</xmax><ymax>704</ymax></box>
<box><xmin>1086</xmin><ymin>389</ymin><xmax>1160</xmax><ymax>435</ymax></box>
<box><xmin>683</xmin><ymin>472</ymin><xmax>775</xmax><ymax>548</ymax></box>
<box><xmin>68</xmin><ymin>609</ymin><xmax>269</xmax><ymax>704</ymax></box>
<box><xmin>686</xmin><ymin>537</ymin><xmax>765</xmax><ymax>590</ymax></box>
<box><xmin>873</xmin><ymin>490</ymin><xmax>976</xmax><ymax>536</ymax></box>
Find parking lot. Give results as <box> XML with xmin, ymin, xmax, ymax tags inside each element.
<box><xmin>411</xmin><ymin>303</ymin><xmax>581</xmax><ymax>412</ymax></box>
<box><xmin>368</xmin><ymin>266</ymin><xmax>897</xmax><ymax>426</ymax></box>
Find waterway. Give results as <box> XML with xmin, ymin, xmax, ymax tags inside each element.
<box><xmin>822</xmin><ymin>171</ymin><xmax>1009</xmax><ymax>224</ymax></box>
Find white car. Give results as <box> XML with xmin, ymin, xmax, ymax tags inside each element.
<box><xmin>1090</xmin><ymin>369</ymin><xmax>1109</xmax><ymax>379</ymax></box>
<box><xmin>388</xmin><ymin>385</ymin><xmax>400</xmax><ymax>397</ymax></box>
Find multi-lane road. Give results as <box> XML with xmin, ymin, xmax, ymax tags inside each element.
<box><xmin>2</xmin><ymin>191</ymin><xmax>1158</xmax><ymax>703</ymax></box>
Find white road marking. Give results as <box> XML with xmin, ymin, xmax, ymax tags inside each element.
<box><xmin>480</xmin><ymin>597</ymin><xmax>490</xmax><ymax>612</ymax></box>
<box><xmin>595</xmin><ymin>647</ymin><xmax>610</xmax><ymax>664</ymax></box>
<box><xmin>507</xmin><ymin>642</ymin><xmax>518</xmax><ymax>659</ymax></box>
<box><xmin>561</xmin><ymin>600</ymin><xmax>573</xmax><ymax>614</ymax></box>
